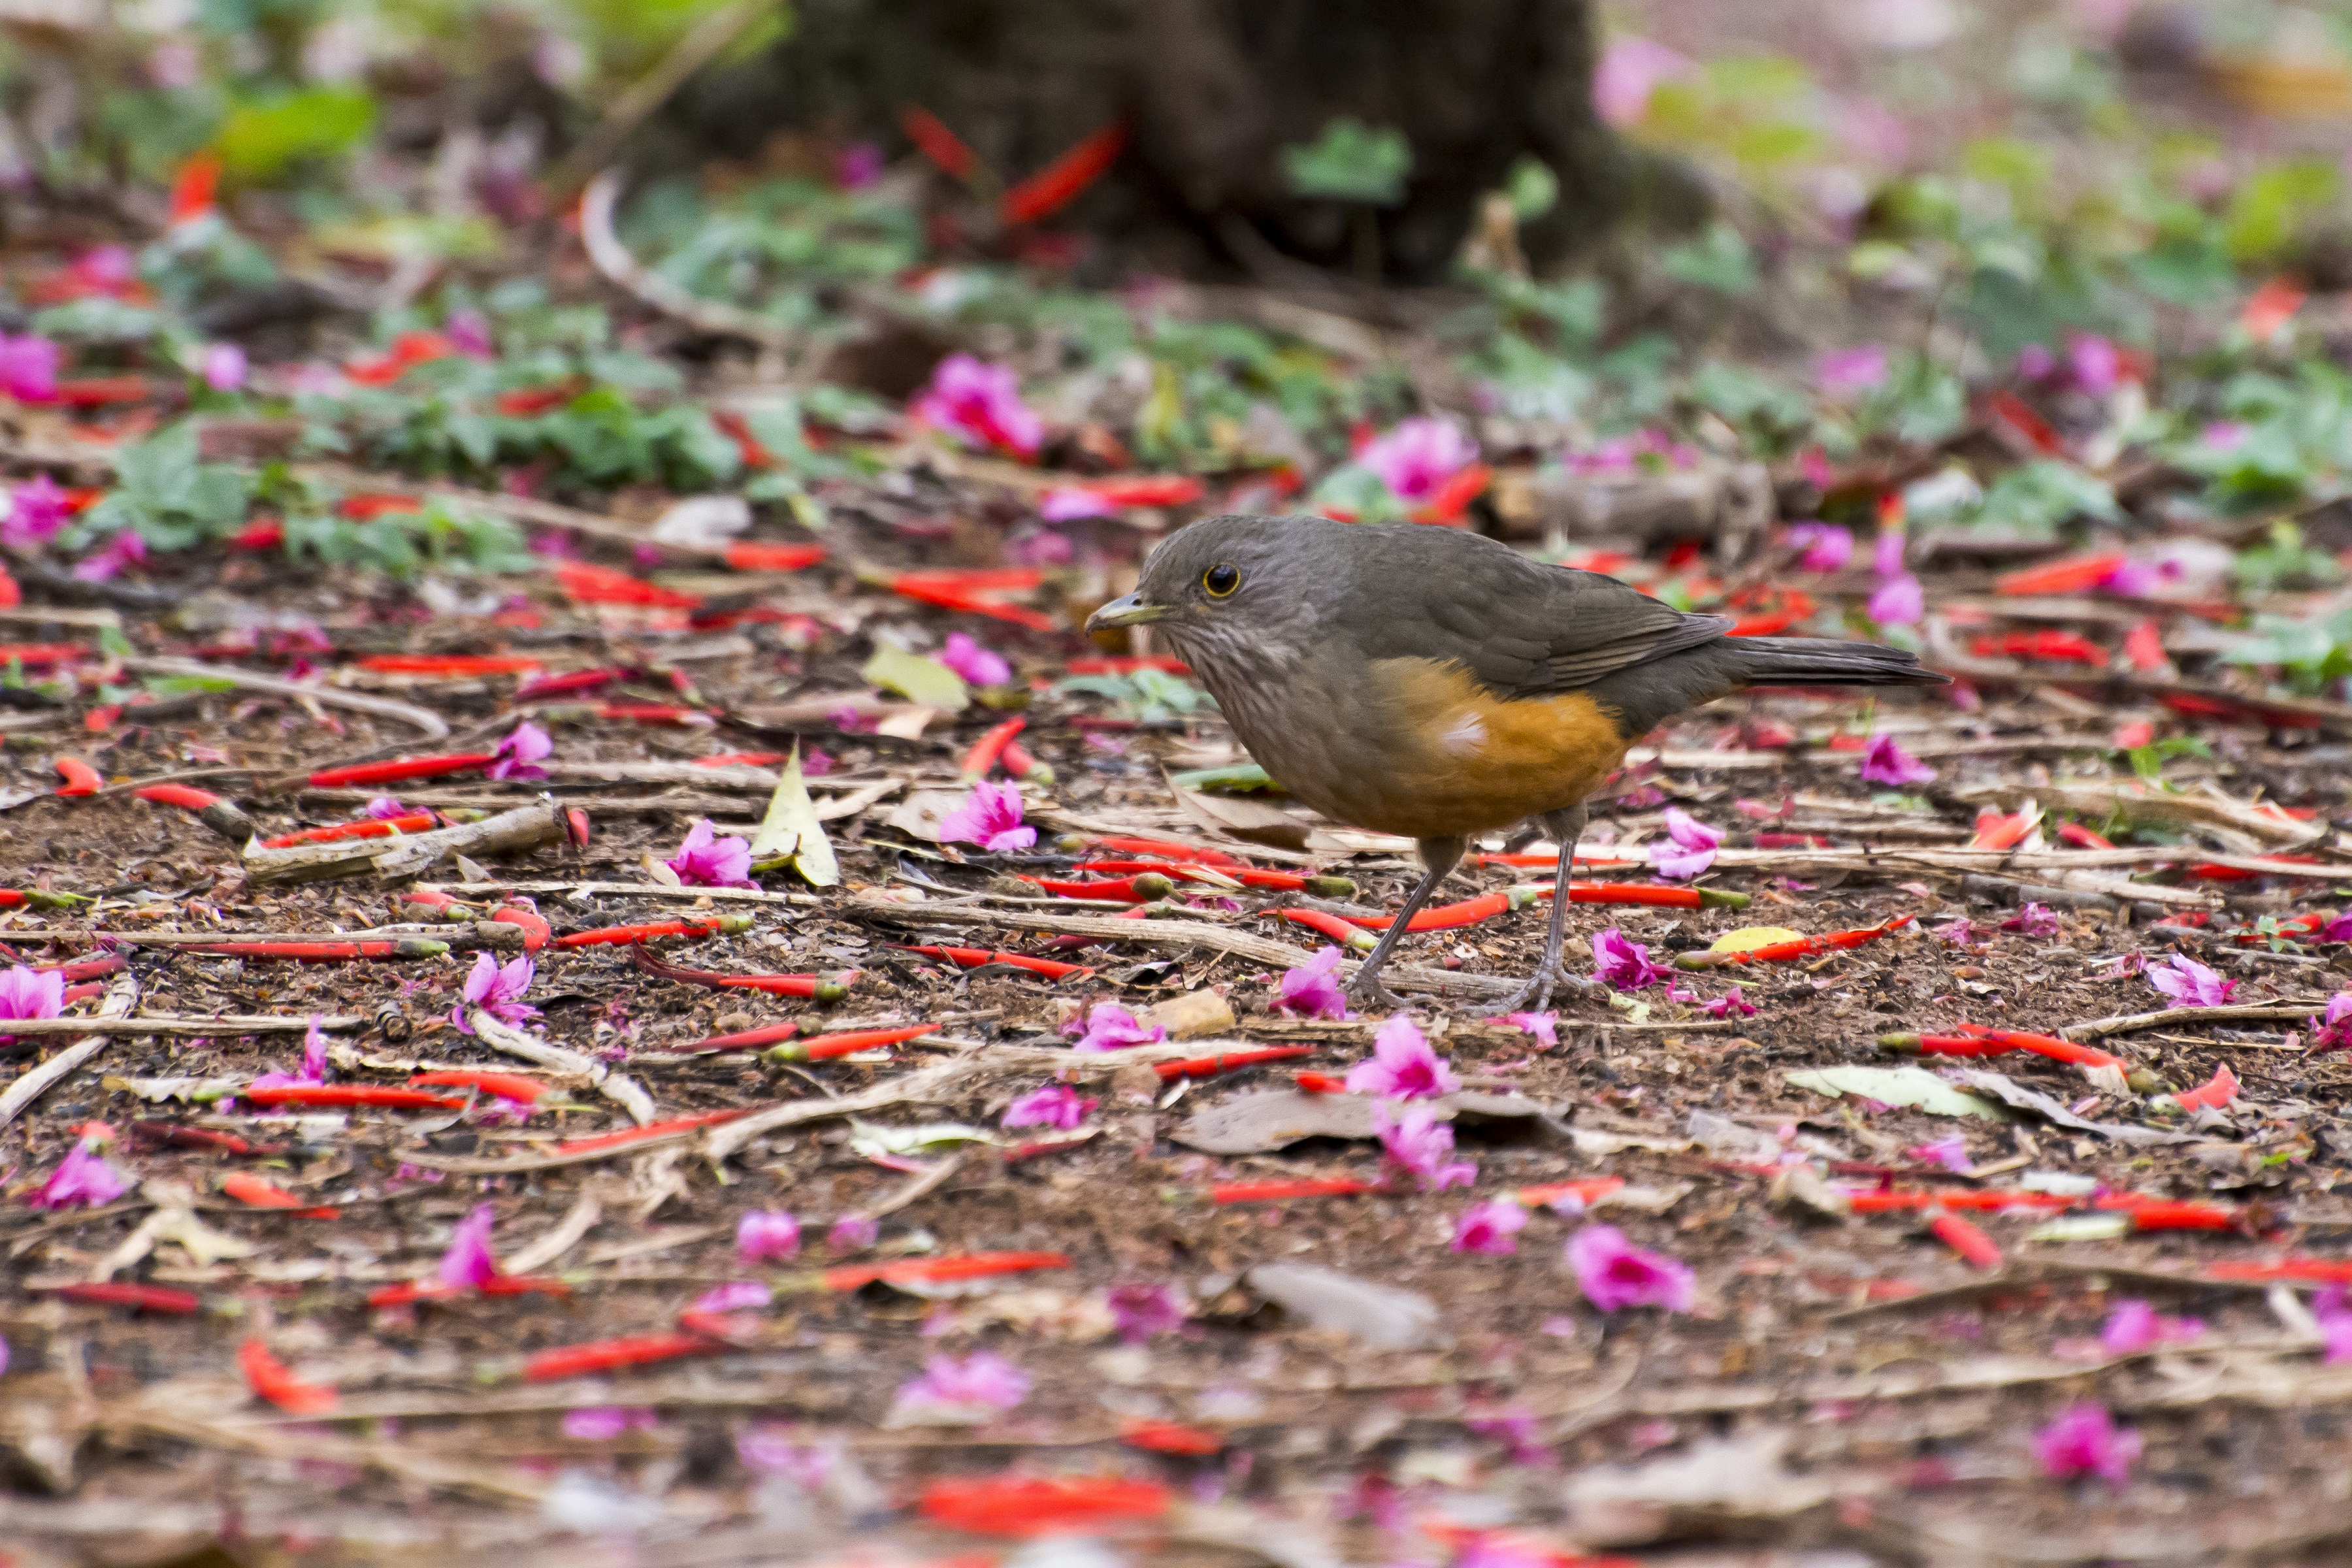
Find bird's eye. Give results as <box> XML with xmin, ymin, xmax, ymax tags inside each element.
<box><xmin>1202</xmin><ymin>563</ymin><xmax>1241</xmax><ymax>598</ymax></box>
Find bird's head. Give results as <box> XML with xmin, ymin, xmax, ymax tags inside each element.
<box><xmin>1084</xmin><ymin>514</ymin><xmax>1334</xmax><ymax>664</ymax></box>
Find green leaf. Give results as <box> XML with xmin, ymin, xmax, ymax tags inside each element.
<box><xmin>2232</xmin><ymin>520</ymin><xmax>2340</xmax><ymax>594</ymax></box>
<box><xmin>2226</xmin><ymin>158</ymin><xmax>2341</xmax><ymax>261</ymax></box>
<box><xmin>862</xmin><ymin>644</ymin><xmax>969</xmax><ymax>711</ymax></box>
<box><xmin>1658</xmin><ymin>223</ymin><xmax>1757</xmax><ymax>296</ymax></box>
<box><xmin>1784</xmin><ymin>1066</ymin><xmax>2010</xmax><ymax>1120</ymax></box>
<box><xmin>1281</xmin><ymin>118</ymin><xmax>1413</xmax><ymax>206</ymax></box>
<box><xmin>214</xmin><ymin>88</ymin><xmax>376</xmax><ymax>181</ymax></box>
<box><xmin>1972</xmin><ymin>460</ymin><xmax>2119</xmax><ymax>537</ymax></box>
<box><xmin>849</xmin><ymin>1120</ymin><xmax>994</xmax><ymax>1157</ymax></box>
<box><xmin>1961</xmin><ymin>136</ymin><xmax>2052</xmax><ymax>204</ymax></box>
<box><xmin>1505</xmin><ymin>155</ymin><xmax>1558</xmax><ymax>221</ymax></box>
<box><xmin>2023</xmin><ymin>1213</ymin><xmax>2133</xmax><ymax>1243</ymax></box>
<box><xmin>29</xmin><ymin>297</ymin><xmax>161</xmax><ymax>342</ymax></box>
<box><xmin>749</xmin><ymin>743</ymin><xmax>838</xmax><ymax>887</ymax></box>
<box><xmin>1168</xmin><ymin>762</ymin><xmax>1282</xmax><ymax>794</ymax></box>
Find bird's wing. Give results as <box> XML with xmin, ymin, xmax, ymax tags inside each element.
<box><xmin>1358</xmin><ymin>538</ymin><xmax>1731</xmax><ymax>698</ymax></box>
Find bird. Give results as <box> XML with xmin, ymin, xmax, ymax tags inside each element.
<box><xmin>1086</xmin><ymin>513</ymin><xmax>1948</xmax><ymax>1011</ymax></box>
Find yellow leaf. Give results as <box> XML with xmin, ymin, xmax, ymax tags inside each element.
<box><xmin>750</xmin><ymin>743</ymin><xmax>838</xmax><ymax>887</ymax></box>
<box><xmin>862</xmin><ymin>645</ymin><xmax>969</xmax><ymax>711</ymax></box>
<box><xmin>1710</xmin><ymin>925</ymin><xmax>1805</xmax><ymax>954</ymax></box>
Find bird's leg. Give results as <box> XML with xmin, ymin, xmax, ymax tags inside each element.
<box><xmin>1482</xmin><ymin>804</ymin><xmax>1595</xmax><ymax>1017</ymax></box>
<box><xmin>1344</xmin><ymin>836</ymin><xmax>1465</xmax><ymax>1010</ymax></box>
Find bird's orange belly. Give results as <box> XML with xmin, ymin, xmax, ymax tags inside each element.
<box><xmin>1231</xmin><ymin>656</ymin><xmax>1632</xmax><ymax>841</ymax></box>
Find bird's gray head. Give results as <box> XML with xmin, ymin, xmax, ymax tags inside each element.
<box><xmin>1083</xmin><ymin>514</ymin><xmax>1339</xmax><ymax>679</ymax></box>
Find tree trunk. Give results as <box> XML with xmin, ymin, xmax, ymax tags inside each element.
<box><xmin>668</xmin><ymin>0</ymin><xmax>1686</xmax><ymax>280</ymax></box>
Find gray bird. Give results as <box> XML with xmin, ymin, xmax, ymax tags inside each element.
<box><xmin>1087</xmin><ymin>514</ymin><xmax>1946</xmax><ymax>1009</ymax></box>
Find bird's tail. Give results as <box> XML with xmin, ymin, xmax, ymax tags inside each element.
<box><xmin>1722</xmin><ymin>636</ymin><xmax>1949</xmax><ymax>689</ymax></box>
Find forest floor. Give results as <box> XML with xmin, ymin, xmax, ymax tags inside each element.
<box><xmin>10</xmin><ymin>2</ymin><xmax>2352</xmax><ymax>1565</ymax></box>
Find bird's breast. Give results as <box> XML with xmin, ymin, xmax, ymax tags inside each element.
<box><xmin>1198</xmin><ymin>647</ymin><xmax>1633</xmax><ymax>840</ymax></box>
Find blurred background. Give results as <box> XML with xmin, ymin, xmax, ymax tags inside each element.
<box><xmin>5</xmin><ymin>0</ymin><xmax>2347</xmax><ymax>288</ymax></box>
<box><xmin>0</xmin><ymin>0</ymin><xmax>2349</xmax><ymax>540</ymax></box>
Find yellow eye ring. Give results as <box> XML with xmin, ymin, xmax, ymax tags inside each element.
<box><xmin>1202</xmin><ymin>563</ymin><xmax>1241</xmax><ymax>597</ymax></box>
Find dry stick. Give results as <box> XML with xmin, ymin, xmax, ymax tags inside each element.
<box><xmin>423</xmin><ymin>878</ymin><xmax>822</xmax><ymax>908</ymax></box>
<box><xmin>101</xmin><ymin>924</ymin><xmax>522</xmax><ymax>951</ymax></box>
<box><xmin>579</xmin><ymin>167</ymin><xmax>801</xmax><ymax>355</ymax></box>
<box><xmin>841</xmin><ymin>894</ymin><xmax>1522</xmax><ymax>1000</ymax></box>
<box><xmin>116</xmin><ymin>1405</ymin><xmax>549</xmax><ymax>1505</ymax></box>
<box><xmin>244</xmin><ymin>800</ymin><xmax>567</xmax><ymax>884</ymax></box>
<box><xmin>468</xmin><ymin>1010</ymin><xmax>654</xmax><ymax>1126</ymax></box>
<box><xmin>499</xmin><ymin>1189</ymin><xmax>603</xmax><ymax>1276</ymax></box>
<box><xmin>120</xmin><ymin>657</ymin><xmax>449</xmax><ymax>739</ymax></box>
<box><xmin>546</xmin><ymin>0</ymin><xmax>779</xmax><ymax>199</ymax></box>
<box><xmin>864</xmin><ymin>1151</ymin><xmax>967</xmax><ymax>1220</ymax></box>
<box><xmin>305</xmin><ymin>789</ymin><xmax>755</xmax><ymax>819</ymax></box>
<box><xmin>1948</xmin><ymin>778</ymin><xmax>2325</xmax><ymax>851</ymax></box>
<box><xmin>0</xmin><ymin>1013</ymin><xmax>365</xmax><ymax>1038</ymax></box>
<box><xmin>0</xmin><ymin>973</ymin><xmax>139</xmax><ymax>1130</ymax></box>
<box><xmin>2061</xmin><ymin>1000</ymin><xmax>2335</xmax><ymax>1041</ymax></box>
<box><xmin>397</xmin><ymin>1132</ymin><xmax>703</xmax><ymax>1179</ymax></box>
<box><xmin>704</xmin><ymin>1056</ymin><xmax>988</xmax><ymax>1164</ymax></box>
<box><xmin>402</xmin><ymin>1058</ymin><xmax>980</xmax><ymax>1177</ymax></box>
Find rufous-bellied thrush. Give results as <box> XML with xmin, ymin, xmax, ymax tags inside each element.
<box><xmin>1087</xmin><ymin>514</ymin><xmax>1947</xmax><ymax>1010</ymax></box>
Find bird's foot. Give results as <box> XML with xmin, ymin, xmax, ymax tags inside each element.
<box><xmin>1478</xmin><ymin>960</ymin><xmax>1592</xmax><ymax>1017</ymax></box>
<box><xmin>1343</xmin><ymin>970</ymin><xmax>1413</xmax><ymax>1013</ymax></box>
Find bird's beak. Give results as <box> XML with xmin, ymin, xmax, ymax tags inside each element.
<box><xmin>1085</xmin><ymin>593</ymin><xmax>1172</xmax><ymax>632</ymax></box>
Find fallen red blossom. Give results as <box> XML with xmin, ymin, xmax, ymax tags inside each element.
<box><xmin>221</xmin><ymin>1172</ymin><xmax>339</xmax><ymax>1218</ymax></box>
<box><xmin>39</xmin><ymin>1281</ymin><xmax>202</xmax><ymax>1314</ymax></box>
<box><xmin>897</xmin><ymin>945</ymin><xmax>1092</xmax><ymax>981</ymax></box>
<box><xmin>551</xmin><ymin>1110</ymin><xmax>753</xmax><ymax>1156</ymax></box>
<box><xmin>1676</xmin><ymin>915</ymin><xmax>1912</xmax><ymax>969</ymax></box>
<box><xmin>725</xmin><ymin>541</ymin><xmax>828</xmax><ymax>572</ymax></box>
<box><xmin>551</xmin><ymin>917</ymin><xmax>745</xmax><ymax>949</ymax></box>
<box><xmin>241</xmin><ymin>1085</ymin><xmax>465</xmax><ymax>1110</ymax></box>
<box><xmin>1994</xmin><ymin>553</ymin><xmax>2127</xmax><ymax>596</ymax></box>
<box><xmin>259</xmin><ymin>812</ymin><xmax>438</xmax><ymax>848</ymax></box>
<box><xmin>306</xmin><ymin>753</ymin><xmax>493</xmax><ymax>788</ymax></box>
<box><xmin>2207</xmin><ymin>1257</ymin><xmax>2352</xmax><ymax>1284</ymax></box>
<box><xmin>357</xmin><ymin>654</ymin><xmax>541</xmax><ymax>678</ymax></box>
<box><xmin>960</xmin><ymin>715</ymin><xmax>1026</xmax><ymax>778</ymax></box>
<box><xmin>919</xmin><ymin>1475</ymin><xmax>1171</xmax><ymax>1537</ymax></box>
<box><xmin>900</xmin><ymin>105</ymin><xmax>979</xmax><ymax>180</ymax></box>
<box><xmin>632</xmin><ymin>944</ymin><xmax>856</xmax><ymax>998</ymax></box>
<box><xmin>819</xmin><ymin>1251</ymin><xmax>1069</xmax><ymax>1292</ymax></box>
<box><xmin>521</xmin><ymin>1331</ymin><xmax>717</xmax><ymax>1382</ymax></box>
<box><xmin>1929</xmin><ymin>1212</ymin><xmax>2003</xmax><ymax>1270</ymax></box>
<box><xmin>2172</xmin><ymin>1063</ymin><xmax>2240</xmax><ymax>1111</ymax></box>
<box><xmin>367</xmin><ymin>1276</ymin><xmax>570</xmax><ymax>1309</ymax></box>
<box><xmin>1000</xmin><ymin>120</ymin><xmax>1130</xmax><ymax>226</ymax></box>
<box><xmin>761</xmin><ymin>1024</ymin><xmax>934</xmax><ymax>1063</ymax></box>
<box><xmin>1845</xmin><ymin>1190</ymin><xmax>2072</xmax><ymax>1214</ymax></box>
<box><xmin>1209</xmin><ymin>1177</ymin><xmax>1376</xmax><ymax>1203</ymax></box>
<box><xmin>239</xmin><ymin>1339</ymin><xmax>338</xmax><ymax>1414</ymax></box>
<box><xmin>408</xmin><ymin>1070</ymin><xmax>546</xmax><ymax>1102</ymax></box>
<box><xmin>54</xmin><ymin>757</ymin><xmax>103</xmax><ymax>796</ymax></box>
<box><xmin>183</xmin><ymin>939</ymin><xmax>446</xmax><ymax>963</ymax></box>
<box><xmin>1119</xmin><ymin>1418</ymin><xmax>1224</xmax><ymax>1455</ymax></box>
<box><xmin>1517</xmin><ymin>1176</ymin><xmax>1626</xmax><ymax>1209</ymax></box>
<box><xmin>555</xmin><ymin>560</ymin><xmax>702</xmax><ymax>609</ymax></box>
<box><xmin>1158</xmin><ymin>1046</ymin><xmax>1315</xmax><ymax>1082</ymax></box>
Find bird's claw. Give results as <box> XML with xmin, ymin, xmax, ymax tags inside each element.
<box><xmin>1479</xmin><ymin>962</ymin><xmax>1592</xmax><ymax>1018</ymax></box>
<box><xmin>1343</xmin><ymin>973</ymin><xmax>1412</xmax><ymax>1013</ymax></box>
